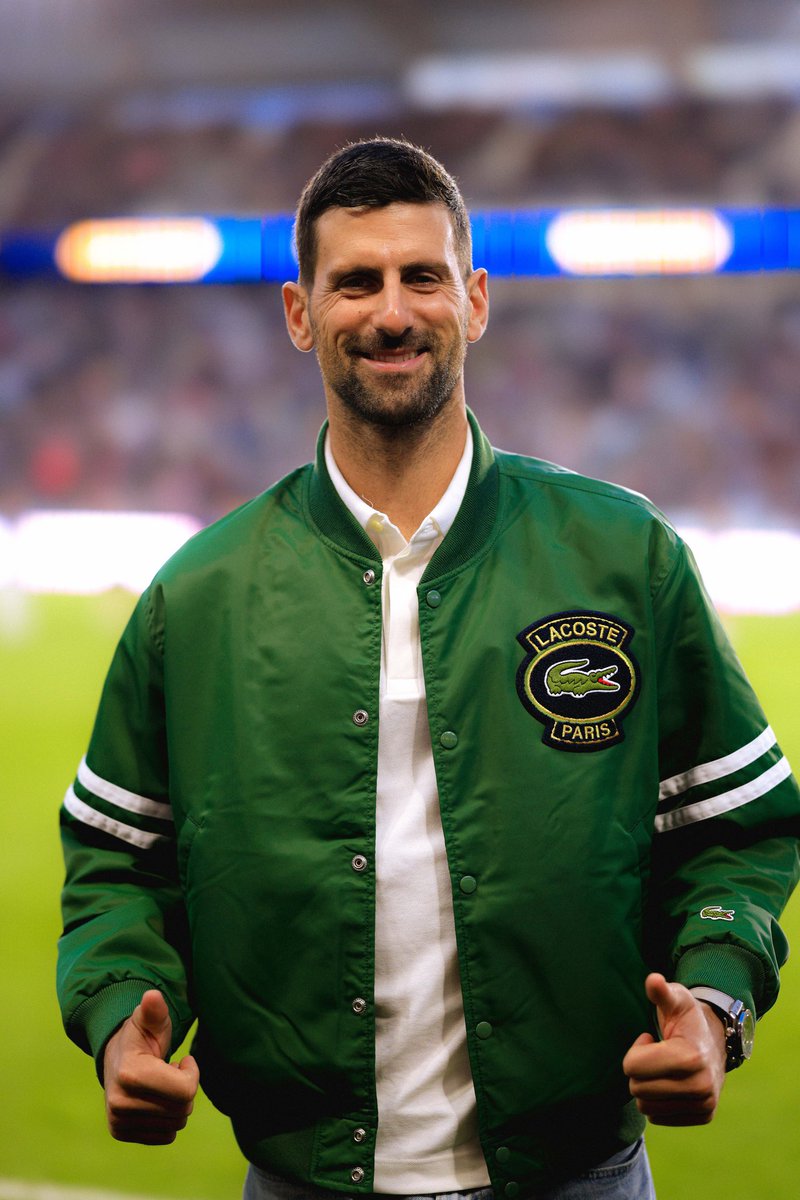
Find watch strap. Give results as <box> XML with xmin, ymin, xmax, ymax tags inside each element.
<box><xmin>691</xmin><ymin>988</ymin><xmax>753</xmax><ymax>1071</ymax></box>
<box><xmin>690</xmin><ymin>985</ymin><xmax>736</xmax><ymax>1012</ymax></box>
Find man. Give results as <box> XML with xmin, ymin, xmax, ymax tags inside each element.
<box><xmin>58</xmin><ymin>139</ymin><xmax>800</xmax><ymax>1200</ymax></box>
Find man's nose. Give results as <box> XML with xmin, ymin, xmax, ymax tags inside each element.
<box><xmin>372</xmin><ymin>281</ymin><xmax>413</xmax><ymax>337</ymax></box>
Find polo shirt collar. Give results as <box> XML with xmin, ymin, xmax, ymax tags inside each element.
<box><xmin>307</xmin><ymin>407</ymin><xmax>500</xmax><ymax>577</ymax></box>
<box><xmin>323</xmin><ymin>424</ymin><xmax>473</xmax><ymax>554</ymax></box>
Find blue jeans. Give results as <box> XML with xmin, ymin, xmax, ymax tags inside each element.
<box><xmin>243</xmin><ymin>1138</ymin><xmax>655</xmax><ymax>1200</ymax></box>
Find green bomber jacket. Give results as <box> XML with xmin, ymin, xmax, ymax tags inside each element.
<box><xmin>58</xmin><ymin>410</ymin><xmax>800</xmax><ymax>1196</ymax></box>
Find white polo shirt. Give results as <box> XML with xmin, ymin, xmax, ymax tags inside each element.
<box><xmin>325</xmin><ymin>427</ymin><xmax>490</xmax><ymax>1193</ymax></box>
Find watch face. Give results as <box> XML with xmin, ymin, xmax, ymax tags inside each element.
<box><xmin>739</xmin><ymin>1007</ymin><xmax>755</xmax><ymax>1059</ymax></box>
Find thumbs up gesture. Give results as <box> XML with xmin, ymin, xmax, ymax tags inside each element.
<box><xmin>103</xmin><ymin>990</ymin><xmax>199</xmax><ymax>1144</ymax></box>
<box><xmin>622</xmin><ymin>973</ymin><xmax>726</xmax><ymax>1126</ymax></box>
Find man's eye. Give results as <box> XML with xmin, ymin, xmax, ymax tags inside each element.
<box><xmin>338</xmin><ymin>275</ymin><xmax>372</xmax><ymax>291</ymax></box>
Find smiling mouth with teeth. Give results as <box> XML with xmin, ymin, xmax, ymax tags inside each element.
<box><xmin>352</xmin><ymin>339</ymin><xmax>429</xmax><ymax>366</ymax></box>
<box><xmin>365</xmin><ymin>348</ymin><xmax>426</xmax><ymax>363</ymax></box>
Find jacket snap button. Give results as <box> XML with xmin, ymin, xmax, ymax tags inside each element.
<box><xmin>496</xmin><ymin>1146</ymin><xmax>511</xmax><ymax>1165</ymax></box>
<box><xmin>352</xmin><ymin>997</ymin><xmax>367</xmax><ymax>1014</ymax></box>
<box><xmin>352</xmin><ymin>709</ymin><xmax>369</xmax><ymax>726</ymax></box>
<box><xmin>476</xmin><ymin>1020</ymin><xmax>493</xmax><ymax>1039</ymax></box>
<box><xmin>350</xmin><ymin>1166</ymin><xmax>365</xmax><ymax>1184</ymax></box>
<box><xmin>351</xmin><ymin>854</ymin><xmax>368</xmax><ymax>872</ymax></box>
<box><xmin>459</xmin><ymin>875</ymin><xmax>477</xmax><ymax>894</ymax></box>
<box><xmin>426</xmin><ymin>589</ymin><xmax>442</xmax><ymax>608</ymax></box>
<box><xmin>504</xmin><ymin>1184</ymin><xmax>519</xmax><ymax>1198</ymax></box>
<box><xmin>440</xmin><ymin>730</ymin><xmax>458</xmax><ymax>749</ymax></box>
<box><xmin>353</xmin><ymin>1127</ymin><xmax>367</xmax><ymax>1143</ymax></box>
<box><xmin>363</xmin><ymin>569</ymin><xmax>376</xmax><ymax>586</ymax></box>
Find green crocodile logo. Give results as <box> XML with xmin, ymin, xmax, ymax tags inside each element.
<box><xmin>545</xmin><ymin>658</ymin><xmax>621</xmax><ymax>699</ymax></box>
<box><xmin>700</xmin><ymin>905</ymin><xmax>735</xmax><ymax>922</ymax></box>
<box><xmin>517</xmin><ymin>610</ymin><xmax>641</xmax><ymax>753</ymax></box>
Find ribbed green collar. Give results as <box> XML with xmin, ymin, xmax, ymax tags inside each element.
<box><xmin>306</xmin><ymin>408</ymin><xmax>499</xmax><ymax>576</ymax></box>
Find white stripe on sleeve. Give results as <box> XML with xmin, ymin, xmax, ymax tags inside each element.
<box><xmin>655</xmin><ymin>756</ymin><xmax>792</xmax><ymax>833</ymax></box>
<box><xmin>63</xmin><ymin>786</ymin><xmax>168</xmax><ymax>849</ymax></box>
<box><xmin>78</xmin><ymin>757</ymin><xmax>172</xmax><ymax>821</ymax></box>
<box><xmin>658</xmin><ymin>726</ymin><xmax>777</xmax><ymax>803</ymax></box>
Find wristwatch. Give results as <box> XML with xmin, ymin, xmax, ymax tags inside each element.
<box><xmin>692</xmin><ymin>987</ymin><xmax>755</xmax><ymax>1071</ymax></box>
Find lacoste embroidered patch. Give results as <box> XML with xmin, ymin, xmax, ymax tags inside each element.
<box><xmin>516</xmin><ymin>610</ymin><xmax>641</xmax><ymax>752</ymax></box>
<box><xmin>700</xmin><ymin>905</ymin><xmax>736</xmax><ymax>922</ymax></box>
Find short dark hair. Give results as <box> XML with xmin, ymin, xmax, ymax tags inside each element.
<box><xmin>293</xmin><ymin>137</ymin><xmax>473</xmax><ymax>284</ymax></box>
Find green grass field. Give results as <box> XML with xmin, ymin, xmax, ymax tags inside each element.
<box><xmin>1</xmin><ymin>590</ymin><xmax>799</xmax><ymax>1199</ymax></box>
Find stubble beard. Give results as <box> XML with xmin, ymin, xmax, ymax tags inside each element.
<box><xmin>315</xmin><ymin>327</ymin><xmax>468</xmax><ymax>430</ymax></box>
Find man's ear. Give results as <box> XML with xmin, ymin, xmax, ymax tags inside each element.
<box><xmin>282</xmin><ymin>281</ymin><xmax>314</xmax><ymax>352</ymax></box>
<box><xmin>465</xmin><ymin>268</ymin><xmax>489</xmax><ymax>344</ymax></box>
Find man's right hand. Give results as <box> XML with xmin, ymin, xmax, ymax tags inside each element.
<box><xmin>103</xmin><ymin>989</ymin><xmax>199</xmax><ymax>1144</ymax></box>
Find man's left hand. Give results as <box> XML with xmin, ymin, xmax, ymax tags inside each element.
<box><xmin>622</xmin><ymin>972</ymin><xmax>726</xmax><ymax>1126</ymax></box>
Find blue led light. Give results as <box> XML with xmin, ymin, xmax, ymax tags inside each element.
<box><xmin>2</xmin><ymin>209</ymin><xmax>800</xmax><ymax>281</ymax></box>
<box><xmin>202</xmin><ymin>218</ymin><xmax>263</xmax><ymax>282</ymax></box>
<box><xmin>261</xmin><ymin>215</ymin><xmax>298</xmax><ymax>282</ymax></box>
<box><xmin>0</xmin><ymin>230</ymin><xmax>62</xmax><ymax>278</ymax></box>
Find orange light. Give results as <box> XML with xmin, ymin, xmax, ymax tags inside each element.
<box><xmin>546</xmin><ymin>209</ymin><xmax>733</xmax><ymax>275</ymax></box>
<box><xmin>54</xmin><ymin>218</ymin><xmax>223</xmax><ymax>283</ymax></box>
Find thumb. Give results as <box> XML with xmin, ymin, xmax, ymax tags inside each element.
<box><xmin>645</xmin><ymin>972</ymin><xmax>694</xmax><ymax>1038</ymax></box>
<box><xmin>131</xmin><ymin>989</ymin><xmax>172</xmax><ymax>1058</ymax></box>
<box><xmin>177</xmin><ymin>1053</ymin><xmax>200</xmax><ymax>1093</ymax></box>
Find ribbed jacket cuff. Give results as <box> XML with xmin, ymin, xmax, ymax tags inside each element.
<box><xmin>673</xmin><ymin>943</ymin><xmax>764</xmax><ymax>1019</ymax></box>
<box><xmin>69</xmin><ymin>979</ymin><xmax>158</xmax><ymax>1080</ymax></box>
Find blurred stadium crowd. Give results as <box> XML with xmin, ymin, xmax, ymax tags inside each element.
<box><xmin>2</xmin><ymin>99</ymin><xmax>800</xmax><ymax>529</ymax></box>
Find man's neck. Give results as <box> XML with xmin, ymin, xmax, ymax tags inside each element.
<box><xmin>326</xmin><ymin>398</ymin><xmax>469</xmax><ymax>540</ymax></box>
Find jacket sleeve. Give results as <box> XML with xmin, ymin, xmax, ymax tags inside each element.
<box><xmin>57</xmin><ymin>584</ymin><xmax>193</xmax><ymax>1072</ymax></box>
<box><xmin>648</xmin><ymin>536</ymin><xmax>800</xmax><ymax>1019</ymax></box>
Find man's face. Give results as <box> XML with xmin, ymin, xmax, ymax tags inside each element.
<box><xmin>283</xmin><ymin>202</ymin><xmax>488</xmax><ymax>429</ymax></box>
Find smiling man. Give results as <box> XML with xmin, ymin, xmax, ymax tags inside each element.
<box><xmin>58</xmin><ymin>139</ymin><xmax>800</xmax><ymax>1200</ymax></box>
<box><xmin>283</xmin><ymin>156</ymin><xmax>488</xmax><ymax>538</ymax></box>
<box><xmin>291</xmin><ymin>205</ymin><xmax>476</xmax><ymax>423</ymax></box>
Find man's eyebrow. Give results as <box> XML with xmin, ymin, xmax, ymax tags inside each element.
<box><xmin>327</xmin><ymin>260</ymin><xmax>454</xmax><ymax>285</ymax></box>
<box><xmin>401</xmin><ymin>260</ymin><xmax>452</xmax><ymax>275</ymax></box>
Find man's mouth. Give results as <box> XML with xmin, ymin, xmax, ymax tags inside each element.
<box><xmin>353</xmin><ymin>344</ymin><xmax>429</xmax><ymax>371</ymax></box>
<box><xmin>354</xmin><ymin>343</ymin><xmax>427</xmax><ymax>359</ymax></box>
<box><xmin>365</xmin><ymin>348</ymin><xmax>424</xmax><ymax>363</ymax></box>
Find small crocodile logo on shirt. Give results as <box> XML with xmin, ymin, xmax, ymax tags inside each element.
<box><xmin>545</xmin><ymin>658</ymin><xmax>621</xmax><ymax>698</ymax></box>
<box><xmin>700</xmin><ymin>905</ymin><xmax>735</xmax><ymax>922</ymax></box>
